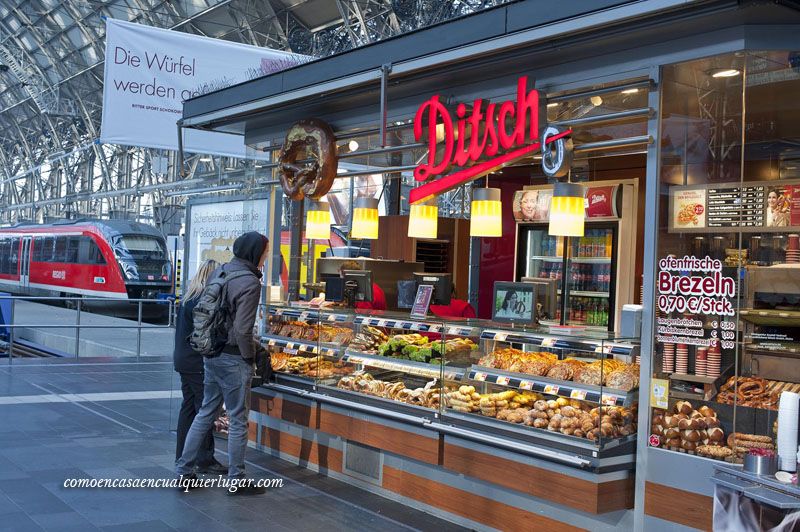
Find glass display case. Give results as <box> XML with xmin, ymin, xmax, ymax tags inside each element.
<box><xmin>262</xmin><ymin>303</ymin><xmax>640</xmax><ymax>470</ymax></box>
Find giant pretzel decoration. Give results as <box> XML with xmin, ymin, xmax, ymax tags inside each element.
<box><xmin>278</xmin><ymin>119</ymin><xmax>337</xmax><ymax>201</ymax></box>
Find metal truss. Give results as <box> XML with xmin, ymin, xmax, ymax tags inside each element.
<box><xmin>0</xmin><ymin>0</ymin><xmax>513</xmax><ymax>232</ymax></box>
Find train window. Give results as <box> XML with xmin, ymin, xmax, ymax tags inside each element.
<box><xmin>53</xmin><ymin>237</ymin><xmax>67</xmax><ymax>263</ymax></box>
<box><xmin>0</xmin><ymin>239</ymin><xmax>8</xmax><ymax>274</ymax></box>
<box><xmin>32</xmin><ymin>237</ymin><xmax>43</xmax><ymax>262</ymax></box>
<box><xmin>41</xmin><ymin>237</ymin><xmax>54</xmax><ymax>262</ymax></box>
<box><xmin>122</xmin><ymin>235</ymin><xmax>166</xmax><ymax>256</ymax></box>
<box><xmin>8</xmin><ymin>238</ymin><xmax>19</xmax><ymax>273</ymax></box>
<box><xmin>78</xmin><ymin>236</ymin><xmax>105</xmax><ymax>265</ymax></box>
<box><xmin>65</xmin><ymin>237</ymin><xmax>80</xmax><ymax>263</ymax></box>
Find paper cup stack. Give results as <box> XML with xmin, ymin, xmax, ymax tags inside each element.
<box><xmin>675</xmin><ymin>344</ymin><xmax>689</xmax><ymax>374</ymax></box>
<box><xmin>777</xmin><ymin>391</ymin><xmax>800</xmax><ymax>472</ymax></box>
<box><xmin>695</xmin><ymin>347</ymin><xmax>708</xmax><ymax>376</ymax></box>
<box><xmin>707</xmin><ymin>346</ymin><xmax>722</xmax><ymax>377</ymax></box>
<box><xmin>787</xmin><ymin>234</ymin><xmax>799</xmax><ymax>264</ymax></box>
<box><xmin>662</xmin><ymin>343</ymin><xmax>675</xmax><ymax>373</ymax></box>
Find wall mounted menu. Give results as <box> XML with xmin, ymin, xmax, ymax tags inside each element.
<box><xmin>669</xmin><ymin>179</ymin><xmax>800</xmax><ymax>233</ymax></box>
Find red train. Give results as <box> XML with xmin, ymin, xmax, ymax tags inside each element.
<box><xmin>0</xmin><ymin>219</ymin><xmax>173</xmax><ymax>317</ymax></box>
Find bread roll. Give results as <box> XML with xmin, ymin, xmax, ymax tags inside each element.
<box><xmin>698</xmin><ymin>405</ymin><xmax>716</xmax><ymax>418</ymax></box>
<box><xmin>682</xmin><ymin>429</ymin><xmax>702</xmax><ymax>442</ymax></box>
<box><xmin>667</xmin><ymin>437</ymin><xmax>682</xmax><ymax>448</ymax></box>
<box><xmin>681</xmin><ymin>440</ymin><xmax>697</xmax><ymax>451</ymax></box>
<box><xmin>675</xmin><ymin>400</ymin><xmax>693</xmax><ymax>415</ymax></box>
<box><xmin>707</xmin><ymin>427</ymin><xmax>724</xmax><ymax>442</ymax></box>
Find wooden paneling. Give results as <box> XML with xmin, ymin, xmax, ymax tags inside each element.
<box><xmin>382</xmin><ymin>466</ymin><xmax>585</xmax><ymax>532</ymax></box>
<box><xmin>645</xmin><ymin>481</ymin><xmax>713</xmax><ymax>531</ymax></box>
<box><xmin>318</xmin><ymin>409</ymin><xmax>440</xmax><ymax>465</ymax></box>
<box><xmin>260</xmin><ymin>426</ymin><xmax>343</xmax><ymax>473</ymax></box>
<box><xmin>251</xmin><ymin>394</ymin><xmax>317</xmax><ymax>428</ymax></box>
<box><xmin>443</xmin><ymin>442</ymin><xmax>632</xmax><ymax>514</ymax></box>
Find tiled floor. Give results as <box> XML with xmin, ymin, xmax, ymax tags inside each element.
<box><xmin>0</xmin><ymin>358</ymin><xmax>467</xmax><ymax>532</ymax></box>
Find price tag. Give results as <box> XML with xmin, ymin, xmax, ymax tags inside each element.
<box><xmin>275</xmin><ymin>308</ymin><xmax>284</xmax><ymax>316</ymax></box>
<box><xmin>299</xmin><ymin>312</ymin><xmax>309</xmax><ymax>321</ymax></box>
<box><xmin>268</xmin><ymin>339</ymin><xmax>276</xmax><ymax>347</ymax></box>
<box><xmin>474</xmin><ymin>372</ymin><xmax>488</xmax><ymax>382</ymax></box>
<box><xmin>348</xmin><ymin>356</ymin><xmax>363</xmax><ymax>365</ymax></box>
<box><xmin>286</xmin><ymin>342</ymin><xmax>295</xmax><ymax>350</ymax></box>
<box><xmin>594</xmin><ymin>345</ymin><xmax>612</xmax><ymax>354</ymax></box>
<box><xmin>601</xmin><ymin>394</ymin><xmax>618</xmax><ymax>406</ymax></box>
<box><xmin>494</xmin><ymin>332</ymin><xmax>508</xmax><ymax>342</ymax></box>
<box><xmin>543</xmin><ymin>384</ymin><xmax>559</xmax><ymax>395</ymax></box>
<box><xmin>519</xmin><ymin>380</ymin><xmax>533</xmax><ymax>390</ymax></box>
<box><xmin>327</xmin><ymin>314</ymin><xmax>337</xmax><ymax>322</ymax></box>
<box><xmin>570</xmin><ymin>389</ymin><xmax>587</xmax><ymax>400</ymax></box>
<box><xmin>541</xmin><ymin>338</ymin><xmax>556</xmax><ymax>348</ymax></box>
<box><xmin>496</xmin><ymin>376</ymin><xmax>510</xmax><ymax>386</ymax></box>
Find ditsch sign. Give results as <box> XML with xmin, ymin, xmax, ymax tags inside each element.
<box><xmin>409</xmin><ymin>76</ymin><xmax>572</xmax><ymax>204</ymax></box>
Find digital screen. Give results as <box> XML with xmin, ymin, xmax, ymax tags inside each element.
<box><xmin>493</xmin><ymin>282</ymin><xmax>536</xmax><ymax>324</ymax></box>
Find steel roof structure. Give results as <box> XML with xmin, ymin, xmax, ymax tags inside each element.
<box><xmin>0</xmin><ymin>0</ymin><xmax>512</xmax><ymax>229</ymax></box>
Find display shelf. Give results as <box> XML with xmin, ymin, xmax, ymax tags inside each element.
<box><xmin>558</xmin><ymin>290</ymin><xmax>610</xmax><ymax>298</ymax></box>
<box><xmin>571</xmin><ymin>257</ymin><xmax>612</xmax><ymax>264</ymax></box>
<box><xmin>740</xmin><ymin>308</ymin><xmax>800</xmax><ymax>327</ymax></box>
<box><xmin>528</xmin><ymin>255</ymin><xmax>564</xmax><ymax>262</ymax></box>
<box><xmin>466</xmin><ymin>365</ymin><xmax>637</xmax><ymax>406</ymax></box>
<box><xmin>268</xmin><ymin>306</ymin><xmax>352</xmax><ymax>323</ymax></box>
<box><xmin>260</xmin><ymin>334</ymin><xmax>340</xmax><ymax>357</ymax></box>
<box><xmin>353</xmin><ymin>315</ymin><xmax>480</xmax><ymax>336</ymax></box>
<box><xmin>480</xmin><ymin>329</ymin><xmax>638</xmax><ymax>357</ymax></box>
<box><xmin>342</xmin><ymin>349</ymin><xmax>465</xmax><ymax>381</ymax></box>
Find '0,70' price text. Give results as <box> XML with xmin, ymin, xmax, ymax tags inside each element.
<box><xmin>658</xmin><ymin>294</ymin><xmax>734</xmax><ymax>316</ymax></box>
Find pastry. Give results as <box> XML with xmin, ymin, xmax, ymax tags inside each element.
<box><xmin>696</xmin><ymin>445</ymin><xmax>734</xmax><ymax>459</ymax></box>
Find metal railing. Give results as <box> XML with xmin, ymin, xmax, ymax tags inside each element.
<box><xmin>0</xmin><ymin>295</ymin><xmax>176</xmax><ymax>364</ymax></box>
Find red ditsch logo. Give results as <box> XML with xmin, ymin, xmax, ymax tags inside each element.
<box><xmin>409</xmin><ymin>76</ymin><xmax>572</xmax><ymax>204</ymax></box>
<box><xmin>694</xmin><ymin>204</ymin><xmax>704</xmax><ymax>215</ymax></box>
<box><xmin>649</xmin><ymin>434</ymin><xmax>661</xmax><ymax>447</ymax></box>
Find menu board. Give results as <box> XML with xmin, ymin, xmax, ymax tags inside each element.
<box><xmin>669</xmin><ymin>180</ymin><xmax>800</xmax><ymax>233</ymax></box>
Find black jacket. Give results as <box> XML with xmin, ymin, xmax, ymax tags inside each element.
<box><xmin>173</xmin><ymin>297</ymin><xmax>202</xmax><ymax>373</ymax></box>
<box><xmin>220</xmin><ymin>257</ymin><xmax>262</xmax><ymax>360</ymax></box>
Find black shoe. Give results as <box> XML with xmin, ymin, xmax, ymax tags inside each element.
<box><xmin>227</xmin><ymin>485</ymin><xmax>266</xmax><ymax>496</ymax></box>
<box><xmin>177</xmin><ymin>473</ymin><xmax>202</xmax><ymax>492</ymax></box>
<box><xmin>197</xmin><ymin>461</ymin><xmax>228</xmax><ymax>475</ymax></box>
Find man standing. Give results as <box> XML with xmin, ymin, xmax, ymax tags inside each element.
<box><xmin>176</xmin><ymin>231</ymin><xmax>269</xmax><ymax>495</ymax></box>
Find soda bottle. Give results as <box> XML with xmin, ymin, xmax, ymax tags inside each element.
<box><xmin>605</xmin><ymin>231</ymin><xmax>613</xmax><ymax>258</ymax></box>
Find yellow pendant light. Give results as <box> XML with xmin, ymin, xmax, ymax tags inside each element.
<box><xmin>351</xmin><ymin>197</ymin><xmax>379</xmax><ymax>239</ymax></box>
<box><xmin>305</xmin><ymin>200</ymin><xmax>331</xmax><ymax>240</ymax></box>
<box><xmin>408</xmin><ymin>197</ymin><xmax>438</xmax><ymax>239</ymax></box>
<box><xmin>549</xmin><ymin>182</ymin><xmax>586</xmax><ymax>237</ymax></box>
<box><xmin>470</xmin><ymin>188</ymin><xmax>503</xmax><ymax>237</ymax></box>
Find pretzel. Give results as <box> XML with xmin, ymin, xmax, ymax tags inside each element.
<box><xmin>278</xmin><ymin>119</ymin><xmax>337</xmax><ymax>200</ymax></box>
<box><xmin>738</xmin><ymin>378</ymin><xmax>766</xmax><ymax>399</ymax></box>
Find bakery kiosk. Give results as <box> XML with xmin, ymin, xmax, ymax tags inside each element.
<box><xmin>180</xmin><ymin>0</ymin><xmax>800</xmax><ymax>529</ymax></box>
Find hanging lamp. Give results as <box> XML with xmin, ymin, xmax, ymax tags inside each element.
<box><xmin>351</xmin><ymin>197</ymin><xmax>379</xmax><ymax>239</ymax></box>
<box><xmin>549</xmin><ymin>182</ymin><xmax>585</xmax><ymax>237</ymax></box>
<box><xmin>470</xmin><ymin>188</ymin><xmax>503</xmax><ymax>237</ymax></box>
<box><xmin>408</xmin><ymin>197</ymin><xmax>438</xmax><ymax>239</ymax></box>
<box><xmin>305</xmin><ymin>200</ymin><xmax>331</xmax><ymax>240</ymax></box>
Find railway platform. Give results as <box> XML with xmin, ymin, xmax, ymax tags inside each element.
<box><xmin>0</xmin><ymin>356</ymin><xmax>463</xmax><ymax>531</ymax></box>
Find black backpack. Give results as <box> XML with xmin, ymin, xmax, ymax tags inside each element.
<box><xmin>189</xmin><ymin>269</ymin><xmax>253</xmax><ymax>357</ymax></box>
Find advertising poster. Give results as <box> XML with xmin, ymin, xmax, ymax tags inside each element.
<box><xmin>186</xmin><ymin>199</ymin><xmax>267</xmax><ymax>281</ymax></box>
<box><xmin>671</xmin><ymin>188</ymin><xmax>707</xmax><ymax>229</ymax></box>
<box><xmin>513</xmin><ymin>189</ymin><xmax>552</xmax><ymax>222</ymax></box>
<box><xmin>101</xmin><ymin>19</ymin><xmax>306</xmax><ymax>157</ymax></box>
<box><xmin>765</xmin><ymin>185</ymin><xmax>793</xmax><ymax>227</ymax></box>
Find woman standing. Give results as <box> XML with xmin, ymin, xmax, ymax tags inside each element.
<box><xmin>173</xmin><ymin>259</ymin><xmax>226</xmax><ymax>474</ymax></box>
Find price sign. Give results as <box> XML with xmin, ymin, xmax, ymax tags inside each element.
<box><xmin>348</xmin><ymin>356</ymin><xmax>363</xmax><ymax>365</ymax></box>
<box><xmin>649</xmin><ymin>434</ymin><xmax>661</xmax><ymax>447</ymax></box>
<box><xmin>595</xmin><ymin>345</ymin><xmax>612</xmax><ymax>354</ymax></box>
<box><xmin>519</xmin><ymin>380</ymin><xmax>533</xmax><ymax>390</ymax></box>
<box><xmin>496</xmin><ymin>376</ymin><xmax>510</xmax><ymax>386</ymax></box>
<box><xmin>299</xmin><ymin>312</ymin><xmax>309</xmax><ymax>321</ymax></box>
<box><xmin>601</xmin><ymin>394</ymin><xmax>618</xmax><ymax>406</ymax></box>
<box><xmin>494</xmin><ymin>332</ymin><xmax>508</xmax><ymax>342</ymax></box>
<box><xmin>275</xmin><ymin>308</ymin><xmax>284</xmax><ymax>316</ymax></box>
<box><xmin>570</xmin><ymin>389</ymin><xmax>587</xmax><ymax>400</ymax></box>
<box><xmin>268</xmin><ymin>339</ymin><xmax>276</xmax><ymax>347</ymax></box>
<box><xmin>286</xmin><ymin>342</ymin><xmax>295</xmax><ymax>350</ymax></box>
<box><xmin>474</xmin><ymin>372</ymin><xmax>488</xmax><ymax>382</ymax></box>
<box><xmin>327</xmin><ymin>314</ymin><xmax>337</xmax><ymax>322</ymax></box>
<box><xmin>541</xmin><ymin>338</ymin><xmax>556</xmax><ymax>348</ymax></box>
<box><xmin>543</xmin><ymin>384</ymin><xmax>559</xmax><ymax>395</ymax></box>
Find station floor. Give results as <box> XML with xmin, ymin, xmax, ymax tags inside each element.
<box><xmin>0</xmin><ymin>357</ymin><xmax>467</xmax><ymax>532</ymax></box>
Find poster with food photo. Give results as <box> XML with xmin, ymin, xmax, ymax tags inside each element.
<box><xmin>671</xmin><ymin>188</ymin><xmax>707</xmax><ymax>229</ymax></box>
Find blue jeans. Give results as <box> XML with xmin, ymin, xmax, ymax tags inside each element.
<box><xmin>176</xmin><ymin>353</ymin><xmax>253</xmax><ymax>479</ymax></box>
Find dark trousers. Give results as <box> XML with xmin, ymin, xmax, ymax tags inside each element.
<box><xmin>176</xmin><ymin>371</ymin><xmax>215</xmax><ymax>466</ymax></box>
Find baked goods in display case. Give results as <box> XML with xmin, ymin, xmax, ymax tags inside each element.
<box><xmin>263</xmin><ymin>305</ymin><xmax>641</xmax><ymax>452</ymax></box>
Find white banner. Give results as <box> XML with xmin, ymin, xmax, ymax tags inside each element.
<box><xmin>186</xmin><ymin>198</ymin><xmax>268</xmax><ymax>283</ymax></box>
<box><xmin>100</xmin><ymin>19</ymin><xmax>305</xmax><ymax>157</ymax></box>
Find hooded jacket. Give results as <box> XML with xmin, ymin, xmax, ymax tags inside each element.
<box><xmin>220</xmin><ymin>232</ymin><xmax>267</xmax><ymax>360</ymax></box>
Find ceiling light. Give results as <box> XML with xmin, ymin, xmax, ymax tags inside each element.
<box><xmin>547</xmin><ymin>102</ymin><xmax>558</xmax><ymax>108</ymax></box>
<box><xmin>348</xmin><ymin>140</ymin><xmax>359</xmax><ymax>152</ymax></box>
<box><xmin>621</xmin><ymin>88</ymin><xmax>639</xmax><ymax>94</ymax></box>
<box><xmin>549</xmin><ymin>182</ymin><xmax>585</xmax><ymax>237</ymax></box>
<box><xmin>351</xmin><ymin>197</ymin><xmax>379</xmax><ymax>239</ymax></box>
<box><xmin>305</xmin><ymin>200</ymin><xmax>331</xmax><ymax>240</ymax></box>
<box><xmin>711</xmin><ymin>68</ymin><xmax>740</xmax><ymax>78</ymax></box>
<box><xmin>408</xmin><ymin>197</ymin><xmax>438</xmax><ymax>239</ymax></box>
<box><xmin>470</xmin><ymin>188</ymin><xmax>502</xmax><ymax>237</ymax></box>
<box><xmin>590</xmin><ymin>96</ymin><xmax>603</xmax><ymax>106</ymax></box>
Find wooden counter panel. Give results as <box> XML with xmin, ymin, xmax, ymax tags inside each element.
<box><xmin>259</xmin><ymin>426</ymin><xmax>343</xmax><ymax>473</ymax></box>
<box><xmin>318</xmin><ymin>409</ymin><xmax>439</xmax><ymax>465</ymax></box>
<box><xmin>645</xmin><ymin>481</ymin><xmax>712</xmax><ymax>531</ymax></box>
<box><xmin>383</xmin><ymin>466</ymin><xmax>585</xmax><ymax>532</ymax></box>
<box><xmin>443</xmin><ymin>443</ymin><xmax>632</xmax><ymax>514</ymax></box>
<box><xmin>251</xmin><ymin>394</ymin><xmax>318</xmax><ymax>428</ymax></box>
